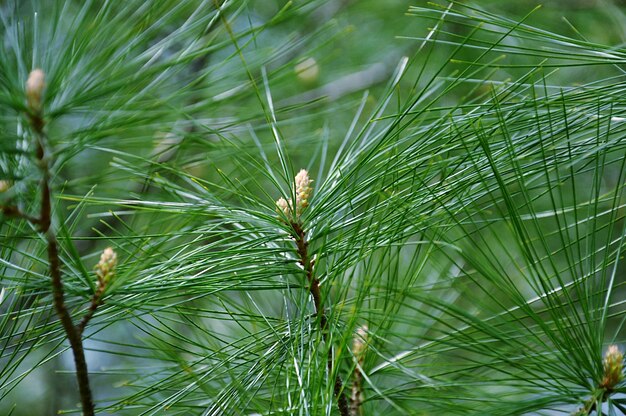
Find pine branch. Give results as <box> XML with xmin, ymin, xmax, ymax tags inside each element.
<box><xmin>291</xmin><ymin>221</ymin><xmax>349</xmax><ymax>416</ymax></box>
<box><xmin>1</xmin><ymin>70</ymin><xmax>121</xmax><ymax>416</ymax></box>
<box><xmin>0</xmin><ymin>204</ymin><xmax>41</xmax><ymax>225</ymax></box>
<box><xmin>47</xmin><ymin>232</ymin><xmax>95</xmax><ymax>416</ymax></box>
<box><xmin>76</xmin><ymin>285</ymin><xmax>105</xmax><ymax>336</ymax></box>
<box><xmin>574</xmin><ymin>346</ymin><xmax>624</xmax><ymax>416</ymax></box>
<box><xmin>32</xmin><ymin>96</ymin><xmax>96</xmax><ymax>416</ymax></box>
<box><xmin>276</xmin><ymin>169</ymin><xmax>349</xmax><ymax>414</ymax></box>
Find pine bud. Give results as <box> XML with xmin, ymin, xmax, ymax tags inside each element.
<box><xmin>276</xmin><ymin>197</ymin><xmax>290</xmax><ymax>216</ymax></box>
<box><xmin>96</xmin><ymin>247</ymin><xmax>117</xmax><ymax>287</ymax></box>
<box><xmin>0</xmin><ymin>180</ymin><xmax>10</xmax><ymax>193</ymax></box>
<box><xmin>295</xmin><ymin>57</ymin><xmax>320</xmax><ymax>84</ymax></box>
<box><xmin>294</xmin><ymin>169</ymin><xmax>313</xmax><ymax>215</ymax></box>
<box><xmin>600</xmin><ymin>345</ymin><xmax>624</xmax><ymax>389</ymax></box>
<box><xmin>26</xmin><ymin>69</ymin><xmax>46</xmax><ymax>112</ymax></box>
<box><xmin>276</xmin><ymin>169</ymin><xmax>314</xmax><ymax>220</ymax></box>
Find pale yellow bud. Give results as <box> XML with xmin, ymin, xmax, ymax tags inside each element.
<box><xmin>276</xmin><ymin>197</ymin><xmax>291</xmax><ymax>216</ymax></box>
<box><xmin>96</xmin><ymin>247</ymin><xmax>118</xmax><ymax>286</ymax></box>
<box><xmin>0</xmin><ymin>180</ymin><xmax>10</xmax><ymax>193</ymax></box>
<box><xmin>295</xmin><ymin>169</ymin><xmax>312</xmax><ymax>196</ymax></box>
<box><xmin>294</xmin><ymin>169</ymin><xmax>313</xmax><ymax>215</ymax></box>
<box><xmin>295</xmin><ymin>57</ymin><xmax>319</xmax><ymax>84</ymax></box>
<box><xmin>276</xmin><ymin>169</ymin><xmax>314</xmax><ymax>220</ymax></box>
<box><xmin>26</xmin><ymin>69</ymin><xmax>45</xmax><ymax>112</ymax></box>
<box><xmin>601</xmin><ymin>345</ymin><xmax>624</xmax><ymax>389</ymax></box>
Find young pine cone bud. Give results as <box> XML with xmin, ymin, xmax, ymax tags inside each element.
<box><xmin>276</xmin><ymin>197</ymin><xmax>291</xmax><ymax>217</ymax></box>
<box><xmin>26</xmin><ymin>69</ymin><xmax>46</xmax><ymax>112</ymax></box>
<box><xmin>295</xmin><ymin>57</ymin><xmax>320</xmax><ymax>85</ymax></box>
<box><xmin>600</xmin><ymin>345</ymin><xmax>624</xmax><ymax>390</ymax></box>
<box><xmin>95</xmin><ymin>247</ymin><xmax>118</xmax><ymax>288</ymax></box>
<box><xmin>276</xmin><ymin>169</ymin><xmax>314</xmax><ymax>220</ymax></box>
<box><xmin>294</xmin><ymin>169</ymin><xmax>313</xmax><ymax>214</ymax></box>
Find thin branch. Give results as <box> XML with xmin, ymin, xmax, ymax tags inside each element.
<box><xmin>0</xmin><ymin>204</ymin><xmax>41</xmax><ymax>225</ymax></box>
<box><xmin>292</xmin><ymin>221</ymin><xmax>349</xmax><ymax>416</ymax></box>
<box><xmin>76</xmin><ymin>286</ymin><xmax>105</xmax><ymax>336</ymax></box>
<box><xmin>28</xmin><ymin>102</ymin><xmax>96</xmax><ymax>415</ymax></box>
<box><xmin>47</xmin><ymin>233</ymin><xmax>95</xmax><ymax>416</ymax></box>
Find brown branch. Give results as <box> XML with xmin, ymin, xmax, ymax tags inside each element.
<box><xmin>28</xmin><ymin>106</ymin><xmax>96</xmax><ymax>415</ymax></box>
<box><xmin>47</xmin><ymin>233</ymin><xmax>95</xmax><ymax>416</ymax></box>
<box><xmin>39</xmin><ymin>172</ymin><xmax>51</xmax><ymax>232</ymax></box>
<box><xmin>77</xmin><ymin>286</ymin><xmax>105</xmax><ymax>336</ymax></box>
<box><xmin>0</xmin><ymin>204</ymin><xmax>41</xmax><ymax>225</ymax></box>
<box><xmin>291</xmin><ymin>222</ymin><xmax>349</xmax><ymax>416</ymax></box>
<box><xmin>574</xmin><ymin>387</ymin><xmax>616</xmax><ymax>415</ymax></box>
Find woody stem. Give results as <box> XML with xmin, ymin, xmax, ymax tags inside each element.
<box><xmin>31</xmin><ymin>111</ymin><xmax>96</xmax><ymax>416</ymax></box>
<box><xmin>291</xmin><ymin>221</ymin><xmax>349</xmax><ymax>416</ymax></box>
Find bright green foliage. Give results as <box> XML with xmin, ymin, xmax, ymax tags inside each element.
<box><xmin>0</xmin><ymin>1</ymin><xmax>625</xmax><ymax>415</ymax></box>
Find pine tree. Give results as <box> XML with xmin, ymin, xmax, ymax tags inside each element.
<box><xmin>0</xmin><ymin>1</ymin><xmax>625</xmax><ymax>415</ymax></box>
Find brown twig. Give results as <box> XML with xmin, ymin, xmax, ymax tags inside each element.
<box><xmin>19</xmin><ymin>94</ymin><xmax>98</xmax><ymax>415</ymax></box>
<box><xmin>2</xmin><ymin>184</ymin><xmax>99</xmax><ymax>415</ymax></box>
<box><xmin>291</xmin><ymin>221</ymin><xmax>349</xmax><ymax>416</ymax></box>
<box><xmin>0</xmin><ymin>204</ymin><xmax>41</xmax><ymax>225</ymax></box>
<box><xmin>77</xmin><ymin>285</ymin><xmax>105</xmax><ymax>336</ymax></box>
<box><xmin>47</xmin><ymin>233</ymin><xmax>95</xmax><ymax>416</ymax></box>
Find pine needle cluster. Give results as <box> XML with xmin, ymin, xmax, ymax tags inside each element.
<box><xmin>0</xmin><ymin>1</ymin><xmax>625</xmax><ymax>415</ymax></box>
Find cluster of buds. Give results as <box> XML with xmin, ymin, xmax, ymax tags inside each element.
<box><xmin>26</xmin><ymin>69</ymin><xmax>46</xmax><ymax>113</ymax></box>
<box><xmin>600</xmin><ymin>345</ymin><xmax>624</xmax><ymax>390</ymax></box>
<box><xmin>276</xmin><ymin>169</ymin><xmax>313</xmax><ymax>219</ymax></box>
<box><xmin>95</xmin><ymin>247</ymin><xmax>117</xmax><ymax>290</ymax></box>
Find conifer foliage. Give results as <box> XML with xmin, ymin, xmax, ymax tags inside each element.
<box><xmin>0</xmin><ymin>1</ymin><xmax>625</xmax><ymax>415</ymax></box>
